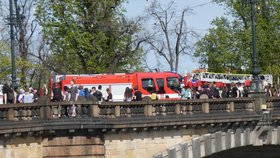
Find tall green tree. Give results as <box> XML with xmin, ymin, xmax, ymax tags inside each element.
<box><xmin>35</xmin><ymin>0</ymin><xmax>144</xmax><ymax>74</ymax></box>
<box><xmin>195</xmin><ymin>0</ymin><xmax>280</xmax><ymax>81</ymax></box>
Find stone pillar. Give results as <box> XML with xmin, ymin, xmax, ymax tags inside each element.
<box><xmin>181</xmin><ymin>105</ymin><xmax>187</xmax><ymax>115</ymax></box>
<box><xmin>115</xmin><ymin>105</ymin><xmax>120</xmax><ymax>117</ymax></box>
<box><xmin>192</xmin><ymin>137</ymin><xmax>201</xmax><ymax>158</ymax></box>
<box><xmin>277</xmin><ymin>126</ymin><xmax>280</xmax><ymax>145</ymax></box>
<box><xmin>180</xmin><ymin>143</ymin><xmax>189</xmax><ymax>158</ymax></box>
<box><xmin>161</xmin><ymin>106</ymin><xmax>167</xmax><ymax>116</ymax></box>
<box><xmin>204</xmin><ymin>134</ymin><xmax>212</xmax><ymax>156</ymax></box>
<box><xmin>90</xmin><ymin>104</ymin><xmax>99</xmax><ymax>117</ymax></box>
<box><xmin>200</xmin><ymin>94</ymin><xmax>209</xmax><ymax>113</ymax></box>
<box><xmin>7</xmin><ymin>108</ymin><xmax>14</xmax><ymax>121</ymax></box>
<box><xmin>168</xmin><ymin>147</ymin><xmax>176</xmax><ymax>158</ymax></box>
<box><xmin>144</xmin><ymin>105</ymin><xmax>153</xmax><ymax>116</ymax></box>
<box><xmin>202</xmin><ymin>102</ymin><xmax>209</xmax><ymax>113</ymax></box>
<box><xmin>215</xmin><ymin>132</ymin><xmax>222</xmax><ymax>153</ymax></box>
<box><xmin>175</xmin><ymin>104</ymin><xmax>181</xmax><ymax>114</ymax></box>
<box><xmin>225</xmin><ymin>130</ymin><xmax>232</xmax><ymax>149</ymax></box>
<box><xmin>126</xmin><ymin>107</ymin><xmax>131</xmax><ymax>118</ymax></box>
<box><xmin>40</xmin><ymin>106</ymin><xmax>51</xmax><ymax>119</ymax></box>
<box><xmin>248</xmin><ymin>91</ymin><xmax>266</xmax><ymax>113</ymax></box>
<box><xmin>227</xmin><ymin>102</ymin><xmax>234</xmax><ymax>112</ymax></box>
<box><xmin>235</xmin><ymin>128</ymin><xmax>242</xmax><ymax>147</ymax></box>
<box><xmin>244</xmin><ymin>128</ymin><xmax>251</xmax><ymax>146</ymax></box>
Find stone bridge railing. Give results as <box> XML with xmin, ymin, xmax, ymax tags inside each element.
<box><xmin>0</xmin><ymin>97</ymin><xmax>257</xmax><ymax>120</ymax></box>
<box><xmin>0</xmin><ymin>96</ymin><xmax>279</xmax><ymax>133</ymax></box>
<box><xmin>0</xmin><ymin>97</ymin><xmax>280</xmax><ymax>158</ymax></box>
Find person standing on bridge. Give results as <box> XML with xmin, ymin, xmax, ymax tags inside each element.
<box><xmin>52</xmin><ymin>83</ymin><xmax>63</xmax><ymax>102</ymax></box>
<box><xmin>2</xmin><ymin>83</ymin><xmax>9</xmax><ymax>104</ymax></box>
<box><xmin>17</xmin><ymin>89</ymin><xmax>25</xmax><ymax>103</ymax></box>
<box><xmin>133</xmin><ymin>86</ymin><xmax>142</xmax><ymax>101</ymax></box>
<box><xmin>105</xmin><ymin>88</ymin><xmax>113</xmax><ymax>101</ymax></box>
<box><xmin>39</xmin><ymin>84</ymin><xmax>48</xmax><ymax>97</ymax></box>
<box><xmin>69</xmin><ymin>80</ymin><xmax>78</xmax><ymax>101</ymax></box>
<box><xmin>124</xmin><ymin>87</ymin><xmax>133</xmax><ymax>101</ymax></box>
<box><xmin>181</xmin><ymin>86</ymin><xmax>191</xmax><ymax>99</ymax></box>
<box><xmin>96</xmin><ymin>85</ymin><xmax>103</xmax><ymax>102</ymax></box>
<box><xmin>231</xmin><ymin>83</ymin><xmax>240</xmax><ymax>98</ymax></box>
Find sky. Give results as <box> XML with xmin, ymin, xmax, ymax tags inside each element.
<box><xmin>122</xmin><ymin>0</ymin><xmax>228</xmax><ymax>75</ymax></box>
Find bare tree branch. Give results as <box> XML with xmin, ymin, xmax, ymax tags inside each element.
<box><xmin>141</xmin><ymin>0</ymin><xmax>196</xmax><ymax>72</ymax></box>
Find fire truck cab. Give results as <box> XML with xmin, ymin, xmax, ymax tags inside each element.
<box><xmin>51</xmin><ymin>72</ymin><xmax>181</xmax><ymax>101</ymax></box>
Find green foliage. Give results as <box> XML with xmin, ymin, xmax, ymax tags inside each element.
<box><xmin>195</xmin><ymin>17</ymin><xmax>250</xmax><ymax>73</ymax></box>
<box><xmin>0</xmin><ymin>43</ymin><xmax>11</xmax><ymax>83</ymax></box>
<box><xmin>0</xmin><ymin>42</ymin><xmax>34</xmax><ymax>85</ymax></box>
<box><xmin>195</xmin><ymin>0</ymin><xmax>280</xmax><ymax>80</ymax></box>
<box><xmin>35</xmin><ymin>0</ymin><xmax>143</xmax><ymax>74</ymax></box>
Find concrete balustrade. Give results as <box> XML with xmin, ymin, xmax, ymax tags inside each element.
<box><xmin>0</xmin><ymin>96</ymin><xmax>279</xmax><ymax>158</ymax></box>
<box><xmin>1</xmin><ymin>97</ymin><xmax>278</xmax><ymax>121</ymax></box>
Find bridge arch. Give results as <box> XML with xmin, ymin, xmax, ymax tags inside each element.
<box><xmin>154</xmin><ymin>126</ymin><xmax>280</xmax><ymax>158</ymax></box>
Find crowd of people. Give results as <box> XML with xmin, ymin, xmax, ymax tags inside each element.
<box><xmin>51</xmin><ymin>80</ymin><xmax>143</xmax><ymax>103</ymax></box>
<box><xmin>1</xmin><ymin>83</ymin><xmax>47</xmax><ymax>104</ymax></box>
<box><xmin>2</xmin><ymin>80</ymin><xmax>280</xmax><ymax>118</ymax></box>
<box><xmin>1</xmin><ymin>80</ymin><xmax>144</xmax><ymax>105</ymax></box>
<box><xmin>2</xmin><ymin>80</ymin><xmax>280</xmax><ymax>105</ymax></box>
<box><xmin>180</xmin><ymin>82</ymin><xmax>280</xmax><ymax>99</ymax></box>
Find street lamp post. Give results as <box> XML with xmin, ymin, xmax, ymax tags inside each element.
<box><xmin>246</xmin><ymin>0</ymin><xmax>266</xmax><ymax>114</ymax></box>
<box><xmin>9</xmin><ymin>0</ymin><xmax>17</xmax><ymax>88</ymax></box>
<box><xmin>249</xmin><ymin>0</ymin><xmax>262</xmax><ymax>92</ymax></box>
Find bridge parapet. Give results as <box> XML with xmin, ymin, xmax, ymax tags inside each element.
<box><xmin>0</xmin><ymin>97</ymin><xmax>256</xmax><ymax>121</ymax></box>
<box><xmin>266</xmin><ymin>97</ymin><xmax>280</xmax><ymax>111</ymax></box>
<box><xmin>0</xmin><ymin>97</ymin><xmax>279</xmax><ymax>158</ymax></box>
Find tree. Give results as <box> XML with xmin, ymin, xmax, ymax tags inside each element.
<box><xmin>0</xmin><ymin>39</ymin><xmax>11</xmax><ymax>83</ymax></box>
<box><xmin>195</xmin><ymin>17</ymin><xmax>251</xmax><ymax>73</ymax></box>
<box><xmin>14</xmin><ymin>0</ymin><xmax>38</xmax><ymax>87</ymax></box>
<box><xmin>0</xmin><ymin>0</ymin><xmax>38</xmax><ymax>87</ymax></box>
<box><xmin>142</xmin><ymin>0</ymin><xmax>197</xmax><ymax>72</ymax></box>
<box><xmin>35</xmin><ymin>0</ymin><xmax>144</xmax><ymax>74</ymax></box>
<box><xmin>195</xmin><ymin>0</ymin><xmax>280</xmax><ymax>82</ymax></box>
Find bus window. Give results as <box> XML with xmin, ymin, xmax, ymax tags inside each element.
<box><xmin>142</xmin><ymin>78</ymin><xmax>155</xmax><ymax>93</ymax></box>
<box><xmin>156</xmin><ymin>78</ymin><xmax>165</xmax><ymax>94</ymax></box>
<box><xmin>167</xmin><ymin>77</ymin><xmax>180</xmax><ymax>92</ymax></box>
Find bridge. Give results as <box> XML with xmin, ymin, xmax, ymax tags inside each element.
<box><xmin>0</xmin><ymin>95</ymin><xmax>280</xmax><ymax>158</ymax></box>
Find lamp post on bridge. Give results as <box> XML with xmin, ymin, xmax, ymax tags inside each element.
<box><xmin>246</xmin><ymin>0</ymin><xmax>262</xmax><ymax>92</ymax></box>
<box><xmin>243</xmin><ymin>0</ymin><xmax>266</xmax><ymax>113</ymax></box>
<box><xmin>9</xmin><ymin>0</ymin><xmax>17</xmax><ymax>88</ymax></box>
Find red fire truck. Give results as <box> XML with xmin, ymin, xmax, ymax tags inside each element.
<box><xmin>50</xmin><ymin>72</ymin><xmax>182</xmax><ymax>101</ymax></box>
<box><xmin>184</xmin><ymin>70</ymin><xmax>273</xmax><ymax>88</ymax></box>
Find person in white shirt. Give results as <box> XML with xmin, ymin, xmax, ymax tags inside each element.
<box><xmin>18</xmin><ymin>89</ymin><xmax>25</xmax><ymax>103</ymax></box>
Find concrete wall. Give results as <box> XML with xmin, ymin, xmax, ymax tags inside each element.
<box><xmin>42</xmin><ymin>135</ymin><xmax>105</xmax><ymax>157</ymax></box>
<box><xmin>104</xmin><ymin>128</ymin><xmax>207</xmax><ymax>158</ymax></box>
<box><xmin>0</xmin><ymin>134</ymin><xmax>105</xmax><ymax>158</ymax></box>
<box><xmin>0</xmin><ymin>136</ymin><xmax>42</xmax><ymax>158</ymax></box>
